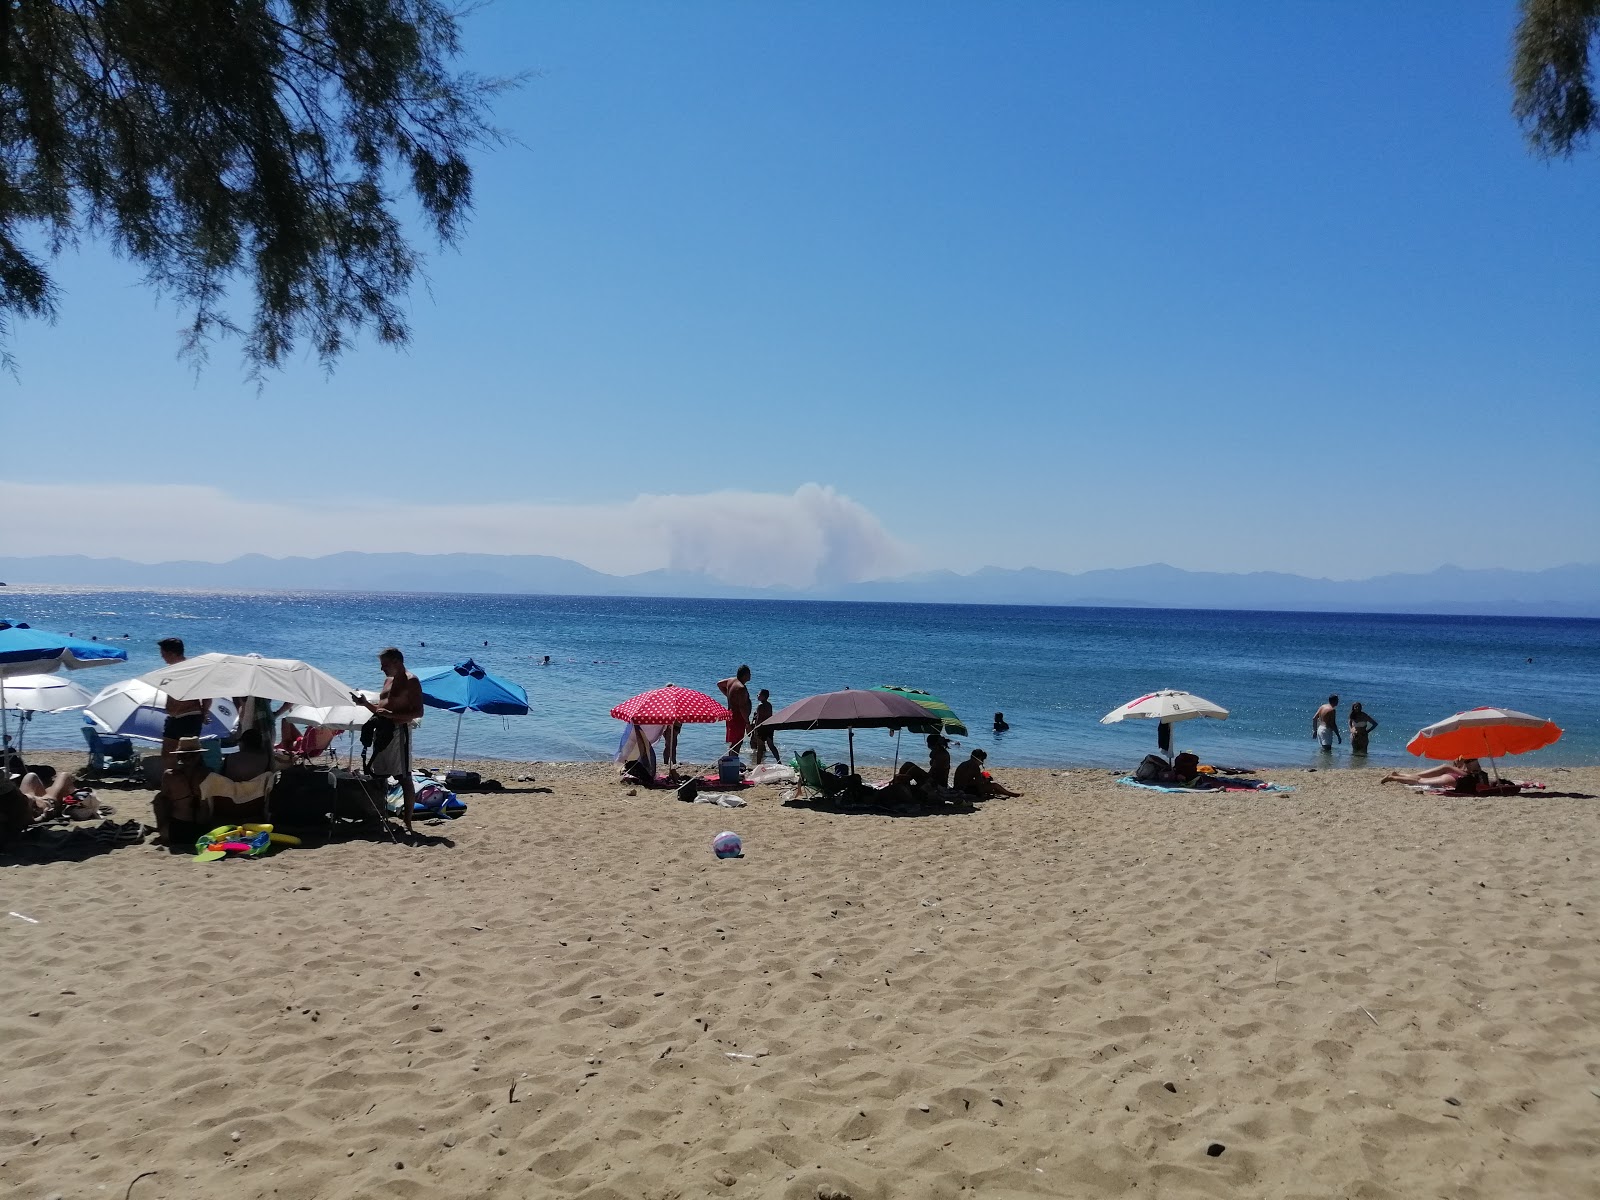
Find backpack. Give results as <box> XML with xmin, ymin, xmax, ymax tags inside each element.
<box><xmin>1135</xmin><ymin>754</ymin><xmax>1174</xmax><ymax>783</ymax></box>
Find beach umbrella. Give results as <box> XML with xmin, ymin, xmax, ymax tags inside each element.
<box><xmin>0</xmin><ymin>622</ymin><xmax>130</xmax><ymax>676</ymax></box>
<box><xmin>610</xmin><ymin>685</ymin><xmax>730</xmax><ymax>725</ymax></box>
<box><xmin>283</xmin><ymin>691</ymin><xmax>388</xmax><ymax>732</ymax></box>
<box><xmin>871</xmin><ymin>685</ymin><xmax>968</xmax><ymax>736</ymax></box>
<box><xmin>0</xmin><ymin>621</ymin><xmax>128</xmax><ymax>747</ymax></box>
<box><xmin>1407</xmin><ymin>707</ymin><xmax>1562</xmax><ymax>766</ymax></box>
<box><xmin>1100</xmin><ymin>689</ymin><xmax>1229</xmax><ymax>757</ymax></box>
<box><xmin>1</xmin><ymin>673</ymin><xmax>96</xmax><ymax>755</ymax></box>
<box><xmin>0</xmin><ymin>673</ymin><xmax>95</xmax><ymax>713</ymax></box>
<box><xmin>759</xmin><ymin>688</ymin><xmax>941</xmax><ymax>771</ymax></box>
<box><xmin>416</xmin><ymin>659</ymin><xmax>529</xmax><ymax>768</ymax></box>
<box><xmin>138</xmin><ymin>652</ymin><xmax>355</xmax><ymax>709</ymax></box>
<box><xmin>86</xmin><ymin>678</ymin><xmax>239</xmax><ymax>743</ymax></box>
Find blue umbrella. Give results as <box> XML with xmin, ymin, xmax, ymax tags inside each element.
<box><xmin>0</xmin><ymin>621</ymin><xmax>129</xmax><ymax>748</ymax></box>
<box><xmin>416</xmin><ymin>659</ymin><xmax>529</xmax><ymax>767</ymax></box>
<box><xmin>0</xmin><ymin>622</ymin><xmax>129</xmax><ymax>674</ymax></box>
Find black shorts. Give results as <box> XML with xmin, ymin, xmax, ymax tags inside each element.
<box><xmin>163</xmin><ymin>713</ymin><xmax>204</xmax><ymax>740</ymax></box>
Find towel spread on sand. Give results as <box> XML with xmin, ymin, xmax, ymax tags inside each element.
<box><xmin>1117</xmin><ymin>776</ymin><xmax>1294</xmax><ymax>794</ymax></box>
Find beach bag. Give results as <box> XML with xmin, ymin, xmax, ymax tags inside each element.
<box><xmin>1135</xmin><ymin>754</ymin><xmax>1173</xmax><ymax>783</ymax></box>
<box><xmin>445</xmin><ymin>769</ymin><xmax>482</xmax><ymax>791</ymax></box>
<box><xmin>676</xmin><ymin>777</ymin><xmax>703</xmax><ymax>804</ymax></box>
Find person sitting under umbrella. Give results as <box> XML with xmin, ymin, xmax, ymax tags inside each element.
<box><xmin>153</xmin><ymin>736</ymin><xmax>213</xmax><ymax>849</ymax></box>
<box><xmin>895</xmin><ymin>733</ymin><xmax>953</xmax><ymax>790</ymax></box>
<box><xmin>954</xmin><ymin>748</ymin><xmax>1022</xmax><ymax>799</ymax></box>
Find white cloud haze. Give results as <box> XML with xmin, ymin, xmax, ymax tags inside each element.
<box><xmin>1</xmin><ymin>480</ymin><xmax>912</xmax><ymax>589</ymax></box>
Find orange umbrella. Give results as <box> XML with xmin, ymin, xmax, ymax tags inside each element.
<box><xmin>1407</xmin><ymin>707</ymin><xmax>1562</xmax><ymax>761</ymax></box>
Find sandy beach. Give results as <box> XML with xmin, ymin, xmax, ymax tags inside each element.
<box><xmin>3</xmin><ymin>756</ymin><xmax>1597</xmax><ymax>1199</ymax></box>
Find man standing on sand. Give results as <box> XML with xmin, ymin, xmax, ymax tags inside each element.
<box><xmin>356</xmin><ymin>647</ymin><xmax>425</xmax><ymax>836</ymax></box>
<box><xmin>717</xmin><ymin>664</ymin><xmax>752</xmax><ymax>755</ymax></box>
<box><xmin>157</xmin><ymin>637</ymin><xmax>211</xmax><ymax>769</ymax></box>
<box><xmin>1312</xmin><ymin>694</ymin><xmax>1341</xmax><ymax>752</ymax></box>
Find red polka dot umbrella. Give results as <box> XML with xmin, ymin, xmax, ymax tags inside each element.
<box><xmin>610</xmin><ymin>685</ymin><xmax>730</xmax><ymax>725</ymax></box>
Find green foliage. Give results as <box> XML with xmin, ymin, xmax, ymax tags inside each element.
<box><xmin>0</xmin><ymin>1</ymin><xmax>508</xmax><ymax>373</ymax></box>
<box><xmin>1512</xmin><ymin>0</ymin><xmax>1600</xmax><ymax>157</ymax></box>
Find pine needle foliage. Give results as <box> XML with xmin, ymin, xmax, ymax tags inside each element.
<box><xmin>0</xmin><ymin>1</ymin><xmax>508</xmax><ymax>373</ymax></box>
<box><xmin>1512</xmin><ymin>0</ymin><xmax>1600</xmax><ymax>156</ymax></box>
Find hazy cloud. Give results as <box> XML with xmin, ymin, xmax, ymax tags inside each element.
<box><xmin>1</xmin><ymin>480</ymin><xmax>912</xmax><ymax>589</ymax></box>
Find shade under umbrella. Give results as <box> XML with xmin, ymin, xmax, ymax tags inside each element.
<box><xmin>86</xmin><ymin>678</ymin><xmax>239</xmax><ymax>743</ymax></box>
<box><xmin>416</xmin><ymin>659</ymin><xmax>529</xmax><ymax>768</ymax></box>
<box><xmin>871</xmin><ymin>685</ymin><xmax>968</xmax><ymax>736</ymax></box>
<box><xmin>1407</xmin><ymin>707</ymin><xmax>1562</xmax><ymax>762</ymax></box>
<box><xmin>610</xmin><ymin>685</ymin><xmax>729</xmax><ymax>725</ymax></box>
<box><xmin>760</xmin><ymin>688</ymin><xmax>941</xmax><ymax>771</ymax></box>
<box><xmin>0</xmin><ymin>673</ymin><xmax>95</xmax><ymax>713</ymax></box>
<box><xmin>1100</xmin><ymin>689</ymin><xmax>1229</xmax><ymax>756</ymax></box>
<box><xmin>138</xmin><ymin>652</ymin><xmax>354</xmax><ymax>709</ymax></box>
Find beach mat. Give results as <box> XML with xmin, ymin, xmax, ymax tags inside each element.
<box><xmin>1117</xmin><ymin>776</ymin><xmax>1294</xmax><ymax>794</ymax></box>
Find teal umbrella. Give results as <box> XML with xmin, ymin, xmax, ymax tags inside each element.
<box><xmin>871</xmin><ymin>686</ymin><xmax>968</xmax><ymax>736</ymax></box>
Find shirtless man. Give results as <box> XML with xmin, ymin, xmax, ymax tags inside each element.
<box><xmin>356</xmin><ymin>647</ymin><xmax>425</xmax><ymax>836</ymax></box>
<box><xmin>1312</xmin><ymin>694</ymin><xmax>1341</xmax><ymax>752</ymax></box>
<box><xmin>157</xmin><ymin>638</ymin><xmax>211</xmax><ymax>769</ymax></box>
<box><xmin>717</xmin><ymin>665</ymin><xmax>753</xmax><ymax>755</ymax></box>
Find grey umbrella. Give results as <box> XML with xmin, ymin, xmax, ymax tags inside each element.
<box><xmin>757</xmin><ymin>688</ymin><xmax>941</xmax><ymax>771</ymax></box>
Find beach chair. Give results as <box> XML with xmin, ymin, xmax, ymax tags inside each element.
<box><xmin>81</xmin><ymin>725</ymin><xmax>140</xmax><ymax>777</ymax></box>
<box><xmin>201</xmin><ymin>771</ymin><xmax>277</xmax><ymax>825</ymax></box>
<box><xmin>791</xmin><ymin>750</ymin><xmax>869</xmax><ymax>806</ymax></box>
<box><xmin>289</xmin><ymin>725</ymin><xmax>339</xmax><ymax>764</ymax></box>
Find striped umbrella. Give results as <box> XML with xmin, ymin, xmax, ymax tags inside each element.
<box><xmin>871</xmin><ymin>685</ymin><xmax>968</xmax><ymax>736</ymax></box>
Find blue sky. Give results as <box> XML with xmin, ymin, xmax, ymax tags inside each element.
<box><xmin>3</xmin><ymin>2</ymin><xmax>1597</xmax><ymax>585</ymax></box>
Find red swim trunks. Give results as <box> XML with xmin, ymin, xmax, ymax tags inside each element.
<box><xmin>725</xmin><ymin>716</ymin><xmax>748</xmax><ymax>748</ymax></box>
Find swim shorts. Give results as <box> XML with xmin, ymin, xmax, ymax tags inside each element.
<box><xmin>163</xmin><ymin>712</ymin><xmax>204</xmax><ymax>740</ymax></box>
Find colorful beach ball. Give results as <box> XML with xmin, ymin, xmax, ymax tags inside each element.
<box><xmin>712</xmin><ymin>831</ymin><xmax>743</xmax><ymax>859</ymax></box>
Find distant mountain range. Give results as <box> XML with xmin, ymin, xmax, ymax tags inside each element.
<box><xmin>0</xmin><ymin>553</ymin><xmax>1596</xmax><ymax>617</ymax></box>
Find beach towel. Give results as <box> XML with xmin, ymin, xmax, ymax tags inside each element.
<box><xmin>1411</xmin><ymin>780</ymin><xmax>1537</xmax><ymax>797</ymax></box>
<box><xmin>697</xmin><ymin>773</ymin><xmax>754</xmax><ymax>792</ymax></box>
<box><xmin>1117</xmin><ymin>776</ymin><xmax>1294</xmax><ymax>794</ymax></box>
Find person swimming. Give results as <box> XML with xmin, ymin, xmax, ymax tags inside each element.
<box><xmin>992</xmin><ymin>712</ymin><xmax>1009</xmax><ymax>733</ymax></box>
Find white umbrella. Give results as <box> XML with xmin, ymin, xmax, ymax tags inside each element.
<box><xmin>86</xmin><ymin>678</ymin><xmax>240</xmax><ymax>743</ymax></box>
<box><xmin>138</xmin><ymin>652</ymin><xmax>355</xmax><ymax>710</ymax></box>
<box><xmin>0</xmin><ymin>674</ymin><xmax>96</xmax><ymax>713</ymax></box>
<box><xmin>283</xmin><ymin>691</ymin><xmax>401</xmax><ymax>732</ymax></box>
<box><xmin>1</xmin><ymin>673</ymin><xmax>96</xmax><ymax>756</ymax></box>
<box><xmin>1101</xmin><ymin>689</ymin><xmax>1229</xmax><ymax>757</ymax></box>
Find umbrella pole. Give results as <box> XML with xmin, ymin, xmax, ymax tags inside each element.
<box><xmin>849</xmin><ymin>728</ymin><xmax>855</xmax><ymax>774</ymax></box>
<box><xmin>450</xmin><ymin>710</ymin><xmax>464</xmax><ymax>771</ymax></box>
<box><xmin>893</xmin><ymin>729</ymin><xmax>901</xmax><ymax>772</ymax></box>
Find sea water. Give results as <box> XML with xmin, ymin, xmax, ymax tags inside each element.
<box><xmin>4</xmin><ymin>588</ymin><xmax>1596</xmax><ymax>770</ymax></box>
